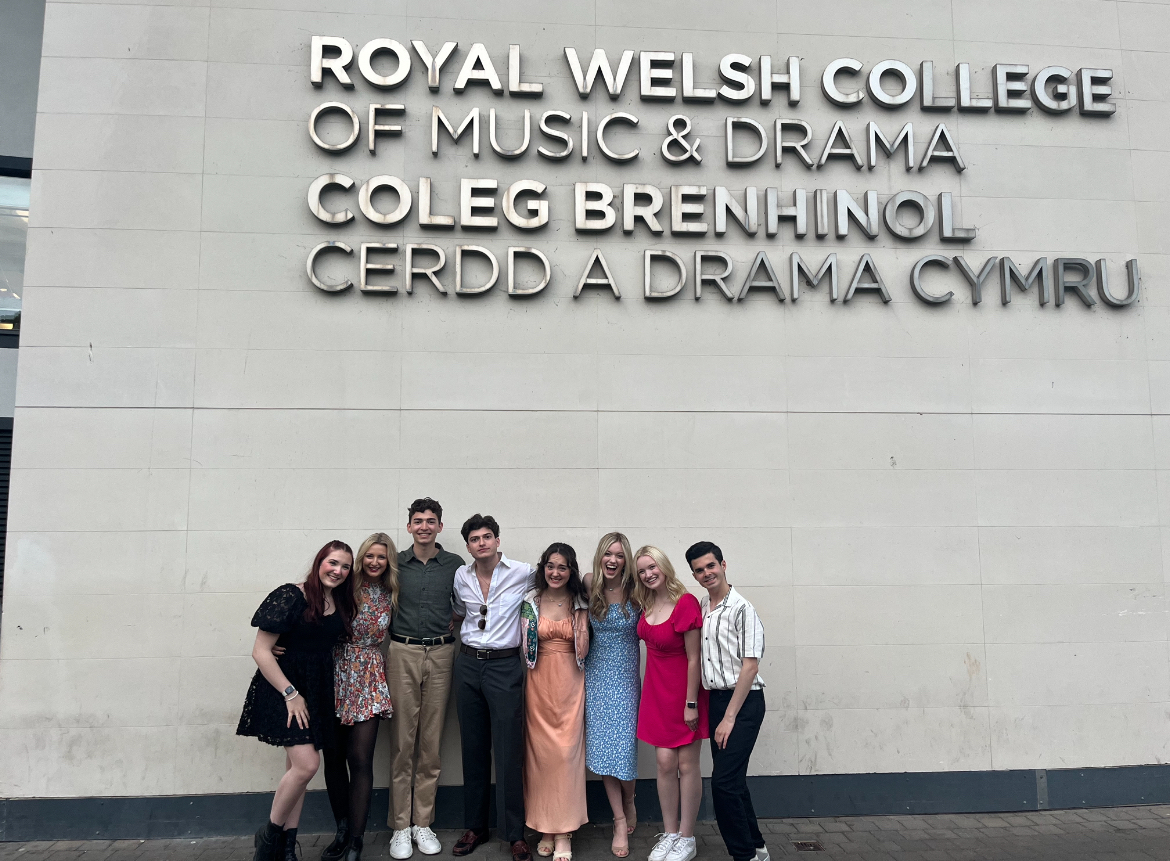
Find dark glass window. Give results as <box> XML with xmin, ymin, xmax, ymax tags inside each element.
<box><xmin>0</xmin><ymin>176</ymin><xmax>28</xmax><ymax>331</ymax></box>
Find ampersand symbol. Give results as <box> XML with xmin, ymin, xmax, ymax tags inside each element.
<box><xmin>661</xmin><ymin>115</ymin><xmax>702</xmax><ymax>164</ymax></box>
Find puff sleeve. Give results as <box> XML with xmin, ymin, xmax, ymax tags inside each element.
<box><xmin>671</xmin><ymin>592</ymin><xmax>703</xmax><ymax>634</ymax></box>
<box><xmin>250</xmin><ymin>583</ymin><xmax>303</xmax><ymax>633</ymax></box>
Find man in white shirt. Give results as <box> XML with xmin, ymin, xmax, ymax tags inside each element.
<box><xmin>686</xmin><ymin>541</ymin><xmax>769</xmax><ymax>861</ymax></box>
<box><xmin>450</xmin><ymin>514</ymin><xmax>536</xmax><ymax>861</ymax></box>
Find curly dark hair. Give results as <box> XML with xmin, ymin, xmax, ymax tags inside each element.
<box><xmin>461</xmin><ymin>513</ymin><xmax>500</xmax><ymax>542</ymax></box>
<box><xmin>535</xmin><ymin>542</ymin><xmax>588</xmax><ymax>602</ymax></box>
<box><xmin>407</xmin><ymin>497</ymin><xmax>443</xmax><ymax>523</ymax></box>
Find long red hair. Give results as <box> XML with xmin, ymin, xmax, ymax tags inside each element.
<box><xmin>303</xmin><ymin>540</ymin><xmax>355</xmax><ymax>637</ymax></box>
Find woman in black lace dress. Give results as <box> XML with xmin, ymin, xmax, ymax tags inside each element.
<box><xmin>237</xmin><ymin>540</ymin><xmax>356</xmax><ymax>861</ymax></box>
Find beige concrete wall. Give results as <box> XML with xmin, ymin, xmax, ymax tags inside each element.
<box><xmin>1</xmin><ymin>0</ymin><xmax>1169</xmax><ymax>798</ymax></box>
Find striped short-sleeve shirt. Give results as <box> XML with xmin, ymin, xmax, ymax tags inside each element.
<box><xmin>699</xmin><ymin>586</ymin><xmax>766</xmax><ymax>692</ymax></box>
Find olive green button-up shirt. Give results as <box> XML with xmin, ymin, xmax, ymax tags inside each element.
<box><xmin>392</xmin><ymin>544</ymin><xmax>465</xmax><ymax>639</ymax></box>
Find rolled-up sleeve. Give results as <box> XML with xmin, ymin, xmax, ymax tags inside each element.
<box><xmin>739</xmin><ymin>605</ymin><xmax>766</xmax><ymax>660</ymax></box>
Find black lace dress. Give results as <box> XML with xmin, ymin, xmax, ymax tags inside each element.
<box><xmin>236</xmin><ymin>583</ymin><xmax>346</xmax><ymax>750</ymax></box>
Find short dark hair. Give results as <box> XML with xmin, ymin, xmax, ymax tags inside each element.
<box><xmin>685</xmin><ymin>540</ymin><xmax>723</xmax><ymax>568</ymax></box>
<box><xmin>407</xmin><ymin>497</ymin><xmax>443</xmax><ymax>523</ymax></box>
<box><xmin>461</xmin><ymin>513</ymin><xmax>500</xmax><ymax>542</ymax></box>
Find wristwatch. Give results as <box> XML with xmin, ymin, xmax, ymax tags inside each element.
<box><xmin>283</xmin><ymin>685</ymin><xmax>297</xmax><ymax>700</ymax></box>
<box><xmin>686</xmin><ymin>701</ymin><xmax>698</xmax><ymax>709</ymax></box>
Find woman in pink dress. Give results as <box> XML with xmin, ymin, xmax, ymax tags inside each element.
<box><xmin>633</xmin><ymin>546</ymin><xmax>707</xmax><ymax>861</ymax></box>
<box><xmin>521</xmin><ymin>543</ymin><xmax>591</xmax><ymax>861</ymax></box>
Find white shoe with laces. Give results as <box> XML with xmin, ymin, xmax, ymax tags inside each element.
<box><xmin>664</xmin><ymin>836</ymin><xmax>696</xmax><ymax>861</ymax></box>
<box><xmin>648</xmin><ymin>833</ymin><xmax>679</xmax><ymax>861</ymax></box>
<box><xmin>413</xmin><ymin>825</ymin><xmax>442</xmax><ymax>855</ymax></box>
<box><xmin>390</xmin><ymin>828</ymin><xmax>414</xmax><ymax>859</ymax></box>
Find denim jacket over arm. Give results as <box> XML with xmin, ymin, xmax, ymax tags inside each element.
<box><xmin>520</xmin><ymin>588</ymin><xmax>591</xmax><ymax>670</ymax></box>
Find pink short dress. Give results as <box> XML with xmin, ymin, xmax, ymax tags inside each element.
<box><xmin>636</xmin><ymin>592</ymin><xmax>709</xmax><ymax>748</ymax></box>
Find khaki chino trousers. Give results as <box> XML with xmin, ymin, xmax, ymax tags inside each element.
<box><xmin>386</xmin><ymin>640</ymin><xmax>455</xmax><ymax>830</ymax></box>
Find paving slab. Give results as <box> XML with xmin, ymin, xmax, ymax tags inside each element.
<box><xmin>6</xmin><ymin>806</ymin><xmax>1170</xmax><ymax>860</ymax></box>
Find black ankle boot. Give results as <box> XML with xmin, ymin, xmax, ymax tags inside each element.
<box><xmin>344</xmin><ymin>834</ymin><xmax>363</xmax><ymax>861</ymax></box>
<box><xmin>283</xmin><ymin>827</ymin><xmax>300</xmax><ymax>861</ymax></box>
<box><xmin>321</xmin><ymin>818</ymin><xmax>350</xmax><ymax>861</ymax></box>
<box><xmin>254</xmin><ymin>821</ymin><xmax>283</xmax><ymax>861</ymax></box>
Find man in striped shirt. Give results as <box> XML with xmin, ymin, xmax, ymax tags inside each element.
<box><xmin>685</xmin><ymin>541</ymin><xmax>769</xmax><ymax>861</ymax></box>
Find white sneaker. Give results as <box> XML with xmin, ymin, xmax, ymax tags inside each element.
<box><xmin>649</xmin><ymin>833</ymin><xmax>679</xmax><ymax>861</ymax></box>
<box><xmin>390</xmin><ymin>828</ymin><xmax>414</xmax><ymax>859</ymax></box>
<box><xmin>412</xmin><ymin>825</ymin><xmax>442</xmax><ymax>855</ymax></box>
<box><xmin>664</xmin><ymin>836</ymin><xmax>696</xmax><ymax>861</ymax></box>
<box><xmin>755</xmin><ymin>848</ymin><xmax>770</xmax><ymax>861</ymax></box>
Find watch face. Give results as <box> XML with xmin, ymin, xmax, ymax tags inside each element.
<box><xmin>284</xmin><ymin>686</ymin><xmax>295</xmax><ymax>695</ymax></box>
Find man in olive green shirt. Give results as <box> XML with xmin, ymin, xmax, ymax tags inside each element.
<box><xmin>387</xmin><ymin>498</ymin><xmax>465</xmax><ymax>859</ymax></box>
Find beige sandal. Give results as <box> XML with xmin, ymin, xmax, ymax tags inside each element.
<box><xmin>554</xmin><ymin>835</ymin><xmax>572</xmax><ymax>861</ymax></box>
<box><xmin>537</xmin><ymin>838</ymin><xmax>555</xmax><ymax>857</ymax></box>
<box><xmin>611</xmin><ymin>817</ymin><xmax>630</xmax><ymax>858</ymax></box>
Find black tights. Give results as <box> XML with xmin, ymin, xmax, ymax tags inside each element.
<box><xmin>323</xmin><ymin>718</ymin><xmax>381</xmax><ymax>840</ymax></box>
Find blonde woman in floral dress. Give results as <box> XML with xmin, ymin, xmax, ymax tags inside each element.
<box><xmin>320</xmin><ymin>533</ymin><xmax>399</xmax><ymax>861</ymax></box>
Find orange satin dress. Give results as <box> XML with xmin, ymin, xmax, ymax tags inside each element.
<box><xmin>524</xmin><ymin>615</ymin><xmax>589</xmax><ymax>834</ymax></box>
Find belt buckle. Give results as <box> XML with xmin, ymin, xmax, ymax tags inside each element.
<box><xmin>476</xmin><ymin>648</ymin><xmax>490</xmax><ymax>660</ymax></box>
<box><xmin>423</xmin><ymin>637</ymin><xmax>435</xmax><ymax>647</ymax></box>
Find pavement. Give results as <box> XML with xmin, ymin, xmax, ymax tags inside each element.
<box><xmin>4</xmin><ymin>806</ymin><xmax>1170</xmax><ymax>861</ymax></box>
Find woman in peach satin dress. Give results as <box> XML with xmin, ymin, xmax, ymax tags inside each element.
<box><xmin>520</xmin><ymin>543</ymin><xmax>592</xmax><ymax>861</ymax></box>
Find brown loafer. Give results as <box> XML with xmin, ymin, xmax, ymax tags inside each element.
<box><xmin>453</xmin><ymin>830</ymin><xmax>490</xmax><ymax>857</ymax></box>
<box><xmin>511</xmin><ymin>840</ymin><xmax>533</xmax><ymax>861</ymax></box>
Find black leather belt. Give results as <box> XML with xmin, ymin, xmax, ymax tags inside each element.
<box><xmin>390</xmin><ymin>634</ymin><xmax>455</xmax><ymax>647</ymax></box>
<box><xmin>459</xmin><ymin>644</ymin><xmax>521</xmax><ymax>661</ymax></box>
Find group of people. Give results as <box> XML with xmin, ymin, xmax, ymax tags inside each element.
<box><xmin>237</xmin><ymin>498</ymin><xmax>768</xmax><ymax>861</ymax></box>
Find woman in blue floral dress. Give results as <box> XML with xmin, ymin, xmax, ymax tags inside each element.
<box><xmin>583</xmin><ymin>532</ymin><xmax>641</xmax><ymax>858</ymax></box>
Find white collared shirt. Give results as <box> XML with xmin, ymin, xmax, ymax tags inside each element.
<box><xmin>452</xmin><ymin>553</ymin><xmax>537</xmax><ymax>649</ymax></box>
<box><xmin>700</xmin><ymin>586</ymin><xmax>766</xmax><ymax>691</ymax></box>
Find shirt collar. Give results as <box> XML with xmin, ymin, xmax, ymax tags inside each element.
<box><xmin>461</xmin><ymin>551</ymin><xmax>516</xmax><ymax>577</ymax></box>
<box><xmin>404</xmin><ymin>543</ymin><xmax>446</xmax><ymax>563</ymax></box>
<box><xmin>711</xmin><ymin>585</ymin><xmax>740</xmax><ymax>611</ymax></box>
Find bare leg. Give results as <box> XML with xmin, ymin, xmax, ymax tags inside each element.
<box><xmin>620</xmin><ymin>779</ymin><xmax>637</xmax><ymax>833</ymax></box>
<box><xmin>676</xmin><ymin>742</ymin><xmax>702</xmax><ymax>839</ymax></box>
<box><xmin>603</xmin><ymin>776</ymin><xmax>632</xmax><ymax>856</ymax></box>
<box><xmin>269</xmin><ymin>744</ymin><xmax>321</xmax><ymax>827</ymax></box>
<box><xmin>654</xmin><ymin>747</ymin><xmax>682</xmax><ymax>835</ymax></box>
<box><xmin>285</xmin><ymin>790</ymin><xmax>307</xmax><ymax>830</ymax></box>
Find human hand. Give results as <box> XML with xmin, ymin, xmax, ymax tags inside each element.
<box><xmin>683</xmin><ymin>704</ymin><xmax>699</xmax><ymax>732</ymax></box>
<box><xmin>286</xmin><ymin>695</ymin><xmax>310</xmax><ymax>730</ymax></box>
<box><xmin>272</xmin><ymin>644</ymin><xmax>287</xmax><ymax>657</ymax></box>
<box><xmin>714</xmin><ymin>715</ymin><xmax>735</xmax><ymax>749</ymax></box>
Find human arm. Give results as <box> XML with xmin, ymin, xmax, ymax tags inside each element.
<box><xmin>451</xmin><ymin>579</ymin><xmax>466</xmax><ymax>639</ymax></box>
<box><xmin>713</xmin><ymin>657</ymin><xmax>758</xmax><ymax>749</ymax></box>
<box><xmin>682</xmin><ymin>627</ymin><xmax>701</xmax><ymax>732</ymax></box>
<box><xmin>251</xmin><ymin>629</ymin><xmax>309</xmax><ymax>729</ymax></box>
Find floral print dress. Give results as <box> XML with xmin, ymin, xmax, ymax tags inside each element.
<box><xmin>334</xmin><ymin>583</ymin><xmax>394</xmax><ymax>725</ymax></box>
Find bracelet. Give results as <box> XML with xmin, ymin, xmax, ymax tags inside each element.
<box><xmin>284</xmin><ymin>690</ymin><xmax>300</xmax><ymax>702</ymax></box>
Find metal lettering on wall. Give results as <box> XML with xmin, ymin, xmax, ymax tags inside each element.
<box><xmin>302</xmin><ymin>40</ymin><xmax>1139</xmax><ymax>307</ymax></box>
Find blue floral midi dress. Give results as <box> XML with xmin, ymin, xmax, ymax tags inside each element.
<box><xmin>584</xmin><ymin>601</ymin><xmax>641</xmax><ymax>781</ymax></box>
